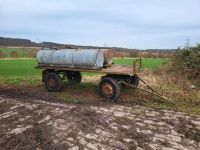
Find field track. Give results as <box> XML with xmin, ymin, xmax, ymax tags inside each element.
<box><xmin>0</xmin><ymin>94</ymin><xmax>200</xmax><ymax>149</ymax></box>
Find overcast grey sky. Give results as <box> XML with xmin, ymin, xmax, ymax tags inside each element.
<box><xmin>0</xmin><ymin>0</ymin><xmax>200</xmax><ymax>49</ymax></box>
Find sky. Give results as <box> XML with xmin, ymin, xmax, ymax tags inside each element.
<box><xmin>0</xmin><ymin>0</ymin><xmax>200</xmax><ymax>49</ymax></box>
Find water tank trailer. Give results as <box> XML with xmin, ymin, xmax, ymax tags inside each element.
<box><xmin>36</xmin><ymin>48</ymin><xmax>166</xmax><ymax>101</ymax></box>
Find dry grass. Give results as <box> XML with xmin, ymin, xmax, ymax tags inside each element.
<box><xmin>138</xmin><ymin>65</ymin><xmax>200</xmax><ymax>115</ymax></box>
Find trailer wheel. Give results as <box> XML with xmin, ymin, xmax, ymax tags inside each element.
<box><xmin>44</xmin><ymin>72</ymin><xmax>63</xmax><ymax>92</ymax></box>
<box><xmin>67</xmin><ymin>71</ymin><xmax>82</xmax><ymax>84</ymax></box>
<box><xmin>99</xmin><ymin>78</ymin><xmax>121</xmax><ymax>101</ymax></box>
<box><xmin>130</xmin><ymin>75</ymin><xmax>139</xmax><ymax>87</ymax></box>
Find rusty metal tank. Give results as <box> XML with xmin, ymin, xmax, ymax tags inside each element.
<box><xmin>101</xmin><ymin>49</ymin><xmax>113</xmax><ymax>66</ymax></box>
<box><xmin>36</xmin><ymin>49</ymin><xmax>104</xmax><ymax>69</ymax></box>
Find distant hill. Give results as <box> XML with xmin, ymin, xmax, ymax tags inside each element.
<box><xmin>0</xmin><ymin>37</ymin><xmax>38</xmax><ymax>47</ymax></box>
<box><xmin>0</xmin><ymin>37</ymin><xmax>176</xmax><ymax>53</ymax></box>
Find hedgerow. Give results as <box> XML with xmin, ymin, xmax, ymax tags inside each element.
<box><xmin>172</xmin><ymin>45</ymin><xmax>200</xmax><ymax>72</ymax></box>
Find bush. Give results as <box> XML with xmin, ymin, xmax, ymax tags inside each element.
<box><xmin>114</xmin><ymin>52</ymin><xmax>126</xmax><ymax>58</ymax></box>
<box><xmin>27</xmin><ymin>50</ymin><xmax>37</xmax><ymax>58</ymax></box>
<box><xmin>172</xmin><ymin>45</ymin><xmax>200</xmax><ymax>79</ymax></box>
<box><xmin>0</xmin><ymin>51</ymin><xmax>5</xmax><ymax>58</ymax></box>
<box><xmin>10</xmin><ymin>51</ymin><xmax>19</xmax><ymax>58</ymax></box>
<box><xmin>129</xmin><ymin>51</ymin><xmax>138</xmax><ymax>57</ymax></box>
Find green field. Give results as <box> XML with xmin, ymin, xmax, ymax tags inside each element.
<box><xmin>0</xmin><ymin>58</ymin><xmax>168</xmax><ymax>76</ymax></box>
<box><xmin>0</xmin><ymin>58</ymin><xmax>168</xmax><ymax>85</ymax></box>
<box><xmin>114</xmin><ymin>58</ymin><xmax>168</xmax><ymax>69</ymax></box>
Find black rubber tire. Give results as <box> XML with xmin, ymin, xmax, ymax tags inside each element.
<box><xmin>130</xmin><ymin>75</ymin><xmax>139</xmax><ymax>87</ymax></box>
<box><xmin>99</xmin><ymin>77</ymin><xmax>121</xmax><ymax>101</ymax></box>
<box><xmin>67</xmin><ymin>71</ymin><xmax>82</xmax><ymax>84</ymax></box>
<box><xmin>44</xmin><ymin>72</ymin><xmax>63</xmax><ymax>92</ymax></box>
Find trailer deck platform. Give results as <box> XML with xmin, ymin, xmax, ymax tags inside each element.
<box><xmin>36</xmin><ymin>64</ymin><xmax>138</xmax><ymax>76</ymax></box>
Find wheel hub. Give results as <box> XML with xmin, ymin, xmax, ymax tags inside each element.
<box><xmin>102</xmin><ymin>83</ymin><xmax>113</xmax><ymax>97</ymax></box>
<box><xmin>48</xmin><ymin>78</ymin><xmax>56</xmax><ymax>87</ymax></box>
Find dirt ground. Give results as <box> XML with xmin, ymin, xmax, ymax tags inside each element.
<box><xmin>0</xmin><ymin>89</ymin><xmax>200</xmax><ymax>150</ymax></box>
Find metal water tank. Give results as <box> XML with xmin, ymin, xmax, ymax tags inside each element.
<box><xmin>36</xmin><ymin>49</ymin><xmax>56</xmax><ymax>64</ymax></box>
<box><xmin>51</xmin><ymin>49</ymin><xmax>74</xmax><ymax>65</ymax></box>
<box><xmin>36</xmin><ymin>49</ymin><xmax>104</xmax><ymax>69</ymax></box>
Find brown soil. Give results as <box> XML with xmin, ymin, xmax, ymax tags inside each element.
<box><xmin>0</xmin><ymin>83</ymin><xmax>157</xmax><ymax>107</ymax></box>
<box><xmin>0</xmin><ymin>123</ymin><xmax>55</xmax><ymax>150</ymax></box>
<box><xmin>0</xmin><ymin>90</ymin><xmax>200</xmax><ymax>149</ymax></box>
